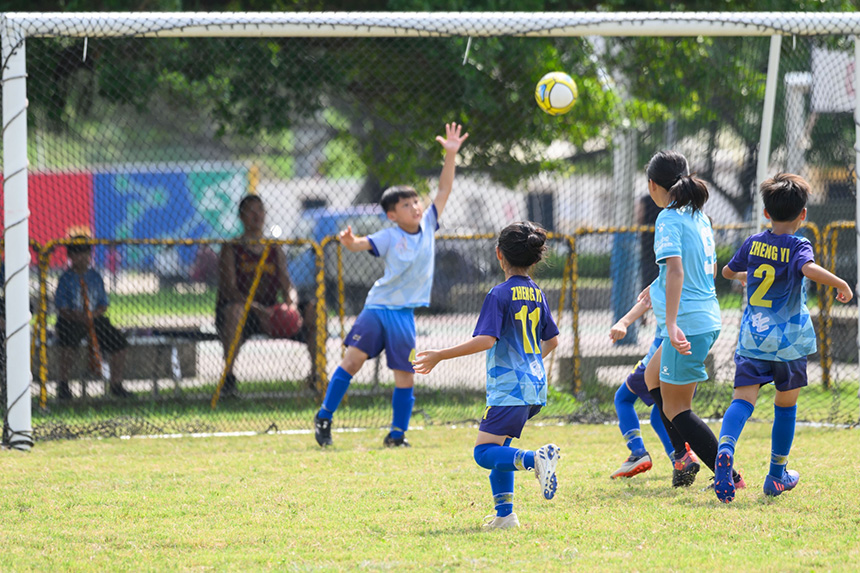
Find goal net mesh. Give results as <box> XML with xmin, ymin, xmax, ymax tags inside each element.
<box><xmin>1</xmin><ymin>14</ymin><xmax>858</xmax><ymax>439</ymax></box>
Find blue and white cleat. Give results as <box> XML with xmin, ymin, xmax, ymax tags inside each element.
<box><xmin>714</xmin><ymin>449</ymin><xmax>736</xmax><ymax>503</ymax></box>
<box><xmin>763</xmin><ymin>469</ymin><xmax>800</xmax><ymax>497</ymax></box>
<box><xmin>534</xmin><ymin>443</ymin><xmax>561</xmax><ymax>500</ymax></box>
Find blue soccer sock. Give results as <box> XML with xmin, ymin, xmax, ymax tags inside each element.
<box><xmin>389</xmin><ymin>386</ymin><xmax>415</xmax><ymax>439</ymax></box>
<box><xmin>718</xmin><ymin>398</ymin><xmax>755</xmax><ymax>456</ymax></box>
<box><xmin>489</xmin><ymin>469</ymin><xmax>515</xmax><ymax>517</ymax></box>
<box><xmin>649</xmin><ymin>405</ymin><xmax>675</xmax><ymax>462</ymax></box>
<box><xmin>770</xmin><ymin>404</ymin><xmax>797</xmax><ymax>479</ymax></box>
<box><xmin>474</xmin><ymin>443</ymin><xmax>536</xmax><ymax>472</ymax></box>
<box><xmin>317</xmin><ymin>366</ymin><xmax>352</xmax><ymax>419</ymax></box>
<box><xmin>615</xmin><ymin>384</ymin><xmax>646</xmax><ymax>457</ymax></box>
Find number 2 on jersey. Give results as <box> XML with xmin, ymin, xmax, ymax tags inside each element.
<box><xmin>514</xmin><ymin>305</ymin><xmax>541</xmax><ymax>354</ymax></box>
<box><xmin>749</xmin><ymin>264</ymin><xmax>775</xmax><ymax>308</ymax></box>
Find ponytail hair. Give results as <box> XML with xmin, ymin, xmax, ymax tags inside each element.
<box><xmin>667</xmin><ymin>175</ymin><xmax>709</xmax><ymax>212</ymax></box>
<box><xmin>646</xmin><ymin>150</ymin><xmax>709</xmax><ymax>212</ymax></box>
<box><xmin>497</xmin><ymin>221</ymin><xmax>548</xmax><ymax>268</ymax></box>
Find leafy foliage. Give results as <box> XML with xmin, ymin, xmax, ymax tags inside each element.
<box><xmin>14</xmin><ymin>0</ymin><xmax>859</xmax><ymax>207</ymax></box>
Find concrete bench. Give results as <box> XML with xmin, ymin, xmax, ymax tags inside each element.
<box><xmin>34</xmin><ymin>327</ymin><xmax>208</xmax><ymax>398</ymax></box>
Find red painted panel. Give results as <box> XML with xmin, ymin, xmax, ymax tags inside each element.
<box><xmin>0</xmin><ymin>172</ymin><xmax>94</xmax><ymax>266</ymax></box>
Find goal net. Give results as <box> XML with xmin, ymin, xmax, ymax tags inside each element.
<box><xmin>2</xmin><ymin>13</ymin><xmax>859</xmax><ymax>445</ymax></box>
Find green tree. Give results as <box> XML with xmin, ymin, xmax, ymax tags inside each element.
<box><xmin>15</xmin><ymin>0</ymin><xmax>858</xmax><ymax>211</ymax></box>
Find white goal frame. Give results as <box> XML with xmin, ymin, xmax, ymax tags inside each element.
<box><xmin>3</xmin><ymin>12</ymin><xmax>860</xmax><ymax>449</ymax></box>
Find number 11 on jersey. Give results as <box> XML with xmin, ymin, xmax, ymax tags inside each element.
<box><xmin>514</xmin><ymin>305</ymin><xmax>541</xmax><ymax>354</ymax></box>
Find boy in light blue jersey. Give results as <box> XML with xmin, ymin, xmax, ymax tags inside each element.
<box><xmin>414</xmin><ymin>222</ymin><xmax>560</xmax><ymax>530</ymax></box>
<box><xmin>715</xmin><ymin>173</ymin><xmax>852</xmax><ymax>503</ymax></box>
<box><xmin>313</xmin><ymin>123</ymin><xmax>469</xmax><ymax>448</ymax></box>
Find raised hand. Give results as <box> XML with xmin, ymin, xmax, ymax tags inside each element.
<box><xmin>435</xmin><ymin>122</ymin><xmax>469</xmax><ymax>154</ymax></box>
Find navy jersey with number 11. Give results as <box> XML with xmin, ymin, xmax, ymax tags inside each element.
<box><xmin>473</xmin><ymin>275</ymin><xmax>560</xmax><ymax>407</ymax></box>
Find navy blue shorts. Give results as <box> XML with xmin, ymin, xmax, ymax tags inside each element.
<box><xmin>478</xmin><ymin>404</ymin><xmax>543</xmax><ymax>439</ymax></box>
<box><xmin>345</xmin><ymin>307</ymin><xmax>416</xmax><ymax>372</ymax></box>
<box><xmin>626</xmin><ymin>362</ymin><xmax>655</xmax><ymax>406</ymax></box>
<box><xmin>734</xmin><ymin>354</ymin><xmax>808</xmax><ymax>392</ymax></box>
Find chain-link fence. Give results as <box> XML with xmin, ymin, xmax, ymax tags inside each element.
<box><xmin>2</xmin><ymin>14</ymin><xmax>859</xmax><ymax>441</ymax></box>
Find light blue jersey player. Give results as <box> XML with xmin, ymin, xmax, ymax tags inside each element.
<box><xmin>414</xmin><ymin>222</ymin><xmax>560</xmax><ymax>530</ymax></box>
<box><xmin>644</xmin><ymin>150</ymin><xmax>735</xmax><ymax>490</ymax></box>
<box><xmin>648</xmin><ymin>204</ymin><xmax>721</xmax><ymax>344</ymax></box>
<box><xmin>313</xmin><ymin>122</ymin><xmax>469</xmax><ymax>448</ymax></box>
<box><xmin>715</xmin><ymin>173</ymin><xmax>853</xmax><ymax>503</ymax></box>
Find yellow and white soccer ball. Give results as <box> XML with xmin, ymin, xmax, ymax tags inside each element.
<box><xmin>534</xmin><ymin>72</ymin><xmax>578</xmax><ymax>116</ymax></box>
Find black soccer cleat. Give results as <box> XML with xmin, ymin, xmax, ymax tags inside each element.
<box><xmin>672</xmin><ymin>448</ymin><xmax>701</xmax><ymax>488</ymax></box>
<box><xmin>383</xmin><ymin>432</ymin><xmax>411</xmax><ymax>448</ymax></box>
<box><xmin>314</xmin><ymin>414</ymin><xmax>333</xmax><ymax>447</ymax></box>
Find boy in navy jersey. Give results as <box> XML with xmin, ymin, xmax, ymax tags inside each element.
<box><xmin>716</xmin><ymin>173</ymin><xmax>852</xmax><ymax>503</ymax></box>
<box><xmin>414</xmin><ymin>222</ymin><xmax>560</xmax><ymax>530</ymax></box>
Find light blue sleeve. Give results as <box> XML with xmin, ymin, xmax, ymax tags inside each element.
<box><xmin>367</xmin><ymin>227</ymin><xmax>394</xmax><ymax>258</ymax></box>
<box><xmin>424</xmin><ymin>204</ymin><xmax>439</xmax><ymax>232</ymax></box>
<box><xmin>654</xmin><ymin>212</ymin><xmax>683</xmax><ymax>262</ymax></box>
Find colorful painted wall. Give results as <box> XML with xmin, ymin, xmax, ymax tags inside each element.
<box><xmin>0</xmin><ymin>164</ymin><xmax>250</xmax><ymax>267</ymax></box>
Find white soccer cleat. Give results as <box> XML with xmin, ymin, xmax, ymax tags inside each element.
<box><xmin>534</xmin><ymin>443</ymin><xmax>561</xmax><ymax>500</ymax></box>
<box><xmin>482</xmin><ymin>513</ymin><xmax>520</xmax><ymax>530</ymax></box>
<box><xmin>611</xmin><ymin>452</ymin><xmax>653</xmax><ymax>479</ymax></box>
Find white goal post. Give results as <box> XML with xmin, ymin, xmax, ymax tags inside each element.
<box><xmin>3</xmin><ymin>11</ymin><xmax>860</xmax><ymax>449</ymax></box>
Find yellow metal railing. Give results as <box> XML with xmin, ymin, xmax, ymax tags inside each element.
<box><xmin>24</xmin><ymin>219</ymin><xmax>846</xmax><ymax>405</ymax></box>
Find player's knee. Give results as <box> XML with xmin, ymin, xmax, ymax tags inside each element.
<box><xmin>340</xmin><ymin>348</ymin><xmax>367</xmax><ymax>374</ymax></box>
<box><xmin>473</xmin><ymin>443</ymin><xmax>496</xmax><ymax>469</ymax></box>
<box><xmin>340</xmin><ymin>358</ymin><xmax>359</xmax><ymax>374</ymax></box>
<box><xmin>614</xmin><ymin>383</ymin><xmax>636</xmax><ymax>408</ymax></box>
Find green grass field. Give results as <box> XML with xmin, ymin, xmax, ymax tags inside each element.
<box><xmin>2</xmin><ymin>423</ymin><xmax>858</xmax><ymax>571</ymax></box>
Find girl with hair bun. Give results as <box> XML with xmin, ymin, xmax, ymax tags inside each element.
<box><xmin>413</xmin><ymin>221</ymin><xmax>561</xmax><ymax>530</ymax></box>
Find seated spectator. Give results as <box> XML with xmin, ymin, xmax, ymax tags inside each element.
<box><xmin>216</xmin><ymin>195</ymin><xmax>317</xmax><ymax>396</ymax></box>
<box><xmin>55</xmin><ymin>239</ymin><xmax>130</xmax><ymax>399</ymax></box>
